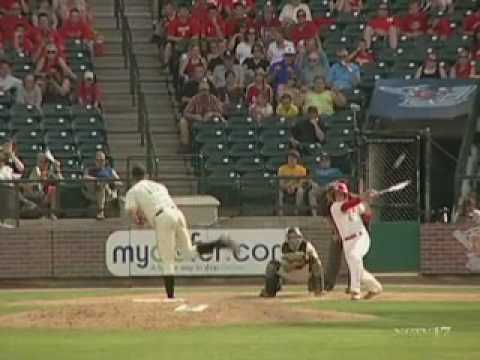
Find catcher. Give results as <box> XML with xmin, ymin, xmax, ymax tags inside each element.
<box><xmin>260</xmin><ymin>227</ymin><xmax>325</xmax><ymax>297</ymax></box>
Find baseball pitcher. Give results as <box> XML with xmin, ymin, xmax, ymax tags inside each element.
<box><xmin>329</xmin><ymin>182</ymin><xmax>382</xmax><ymax>300</ymax></box>
<box><xmin>259</xmin><ymin>227</ymin><xmax>325</xmax><ymax>297</ymax></box>
<box><xmin>125</xmin><ymin>164</ymin><xmax>239</xmax><ymax>300</ymax></box>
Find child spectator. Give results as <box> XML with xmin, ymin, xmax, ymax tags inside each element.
<box><xmin>249</xmin><ymin>91</ymin><xmax>273</xmax><ymax>123</ymax></box>
<box><xmin>76</xmin><ymin>70</ymin><xmax>102</xmax><ymax>110</ymax></box>
<box><xmin>245</xmin><ymin>69</ymin><xmax>273</xmax><ymax>106</ymax></box>
<box><xmin>276</xmin><ymin>93</ymin><xmax>299</xmax><ymax>119</ymax></box>
<box><xmin>16</xmin><ymin>73</ymin><xmax>43</xmax><ymax>109</ymax></box>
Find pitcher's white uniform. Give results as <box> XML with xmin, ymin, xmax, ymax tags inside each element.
<box><xmin>125</xmin><ymin>179</ymin><xmax>195</xmax><ymax>275</ymax></box>
<box><xmin>330</xmin><ymin>198</ymin><xmax>382</xmax><ymax>295</ymax></box>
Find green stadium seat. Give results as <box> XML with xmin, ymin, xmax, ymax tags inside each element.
<box><xmin>199</xmin><ymin>142</ymin><xmax>229</xmax><ymax>157</ymax></box>
<box><xmin>46</xmin><ymin>129</ymin><xmax>75</xmax><ymax>143</ymax></box>
<box><xmin>16</xmin><ymin>143</ymin><xmax>45</xmax><ymax>157</ymax></box>
<box><xmin>0</xmin><ymin>104</ymin><xmax>10</xmax><ymax>119</ymax></box>
<box><xmin>0</xmin><ymin>129</ymin><xmax>10</xmax><ymax>142</ymax></box>
<box><xmin>204</xmin><ymin>154</ymin><xmax>234</xmax><ymax>173</ymax></box>
<box><xmin>227</xmin><ymin>115</ymin><xmax>257</xmax><ymax>130</ymax></box>
<box><xmin>0</xmin><ymin>90</ymin><xmax>13</xmax><ymax>106</ymax></box>
<box><xmin>73</xmin><ymin>115</ymin><xmax>105</xmax><ymax>131</ymax></box>
<box><xmin>228</xmin><ymin>128</ymin><xmax>258</xmax><ymax>144</ymax></box>
<box><xmin>225</xmin><ymin>104</ymin><xmax>248</xmax><ymax>117</ymax></box>
<box><xmin>260</xmin><ymin>142</ymin><xmax>289</xmax><ymax>158</ymax></box>
<box><xmin>260</xmin><ymin>116</ymin><xmax>291</xmax><ymax>130</ymax></box>
<box><xmin>194</xmin><ymin>128</ymin><xmax>228</xmax><ymax>145</ymax></box>
<box><xmin>72</xmin><ymin>104</ymin><xmax>99</xmax><ymax>117</ymax></box>
<box><xmin>265</xmin><ymin>155</ymin><xmax>287</xmax><ymax>172</ymax></box>
<box><xmin>191</xmin><ymin>120</ymin><xmax>225</xmax><ymax>136</ymax></box>
<box><xmin>259</xmin><ymin>128</ymin><xmax>290</xmax><ymax>143</ymax></box>
<box><xmin>43</xmin><ymin>104</ymin><xmax>71</xmax><ymax>118</ymax></box>
<box><xmin>47</xmin><ymin>142</ymin><xmax>78</xmax><ymax>159</ymax></box>
<box><xmin>43</xmin><ymin>116</ymin><xmax>72</xmax><ymax>131</ymax></box>
<box><xmin>234</xmin><ymin>156</ymin><xmax>265</xmax><ymax>174</ymax></box>
<box><xmin>300</xmin><ymin>142</ymin><xmax>323</xmax><ymax>156</ymax></box>
<box><xmin>14</xmin><ymin>128</ymin><xmax>44</xmax><ymax>144</ymax></box>
<box><xmin>200</xmin><ymin>170</ymin><xmax>240</xmax><ymax>204</ymax></box>
<box><xmin>75</xmin><ymin>130</ymin><xmax>106</xmax><ymax>144</ymax></box>
<box><xmin>238</xmin><ymin>172</ymin><xmax>277</xmax><ymax>214</ymax></box>
<box><xmin>230</xmin><ymin>142</ymin><xmax>258</xmax><ymax>158</ymax></box>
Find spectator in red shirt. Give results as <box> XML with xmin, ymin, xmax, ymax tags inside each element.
<box><xmin>220</xmin><ymin>0</ymin><xmax>256</xmax><ymax>16</ymax></box>
<box><xmin>464</xmin><ymin>7</ymin><xmax>480</xmax><ymax>35</ymax></box>
<box><xmin>257</xmin><ymin>3</ymin><xmax>281</xmax><ymax>45</ymax></box>
<box><xmin>245</xmin><ymin>69</ymin><xmax>273</xmax><ymax>105</ymax></box>
<box><xmin>2</xmin><ymin>1</ymin><xmax>32</xmax><ymax>42</ymax></box>
<box><xmin>290</xmin><ymin>8</ymin><xmax>319</xmax><ymax>45</ymax></box>
<box><xmin>35</xmin><ymin>43</ymin><xmax>76</xmax><ymax>80</ymax></box>
<box><xmin>76</xmin><ymin>70</ymin><xmax>102</xmax><ymax>110</ymax></box>
<box><xmin>32</xmin><ymin>0</ymin><xmax>59</xmax><ymax>29</ymax></box>
<box><xmin>191</xmin><ymin>0</ymin><xmax>208</xmax><ymax>20</ymax></box>
<box><xmin>201</xmin><ymin>5</ymin><xmax>226</xmax><ymax>41</ymax></box>
<box><xmin>0</xmin><ymin>0</ymin><xmax>27</xmax><ymax>13</ymax></box>
<box><xmin>401</xmin><ymin>1</ymin><xmax>428</xmax><ymax>38</ymax></box>
<box><xmin>415</xmin><ymin>51</ymin><xmax>447</xmax><ymax>79</ymax></box>
<box><xmin>33</xmin><ymin>13</ymin><xmax>65</xmax><ymax>61</ymax></box>
<box><xmin>348</xmin><ymin>39</ymin><xmax>375</xmax><ymax>66</ymax></box>
<box><xmin>428</xmin><ymin>12</ymin><xmax>454</xmax><ymax>39</ymax></box>
<box><xmin>60</xmin><ymin>8</ymin><xmax>94</xmax><ymax>52</ymax></box>
<box><xmin>450</xmin><ymin>49</ymin><xmax>477</xmax><ymax>79</ymax></box>
<box><xmin>364</xmin><ymin>3</ymin><xmax>399</xmax><ymax>49</ymax></box>
<box><xmin>471</xmin><ymin>28</ymin><xmax>480</xmax><ymax>60</ymax></box>
<box><xmin>152</xmin><ymin>2</ymin><xmax>177</xmax><ymax>46</ymax></box>
<box><xmin>12</xmin><ymin>24</ymin><xmax>34</xmax><ymax>56</ymax></box>
<box><xmin>164</xmin><ymin>6</ymin><xmax>199</xmax><ymax>67</ymax></box>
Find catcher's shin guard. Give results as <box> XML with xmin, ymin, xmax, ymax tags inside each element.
<box><xmin>308</xmin><ymin>258</ymin><xmax>325</xmax><ymax>294</ymax></box>
<box><xmin>260</xmin><ymin>260</ymin><xmax>282</xmax><ymax>297</ymax></box>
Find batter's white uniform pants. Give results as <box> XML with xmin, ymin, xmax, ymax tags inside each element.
<box><xmin>342</xmin><ymin>233</ymin><xmax>382</xmax><ymax>294</ymax></box>
<box><xmin>153</xmin><ymin>206</ymin><xmax>197</xmax><ymax>275</ymax></box>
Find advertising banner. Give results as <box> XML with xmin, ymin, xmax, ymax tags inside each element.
<box><xmin>106</xmin><ymin>228</ymin><xmax>285</xmax><ymax>276</ymax></box>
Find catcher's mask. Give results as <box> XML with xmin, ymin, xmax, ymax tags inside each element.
<box><xmin>286</xmin><ymin>227</ymin><xmax>303</xmax><ymax>241</ymax></box>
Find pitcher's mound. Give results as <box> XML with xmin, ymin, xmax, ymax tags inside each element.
<box><xmin>0</xmin><ymin>291</ymin><xmax>373</xmax><ymax>331</ymax></box>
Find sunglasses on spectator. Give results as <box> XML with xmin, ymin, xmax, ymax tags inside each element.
<box><xmin>297</xmin><ymin>12</ymin><xmax>306</xmax><ymax>18</ymax></box>
<box><xmin>47</xmin><ymin>50</ymin><xmax>57</xmax><ymax>54</ymax></box>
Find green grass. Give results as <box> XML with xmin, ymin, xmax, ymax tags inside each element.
<box><xmin>0</xmin><ymin>287</ymin><xmax>479</xmax><ymax>360</ymax></box>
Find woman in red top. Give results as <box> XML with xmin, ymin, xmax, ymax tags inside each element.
<box><xmin>76</xmin><ymin>70</ymin><xmax>102</xmax><ymax>110</ymax></box>
<box><xmin>449</xmin><ymin>49</ymin><xmax>476</xmax><ymax>79</ymax></box>
<box><xmin>59</xmin><ymin>8</ymin><xmax>94</xmax><ymax>44</ymax></box>
<box><xmin>35</xmin><ymin>43</ymin><xmax>76</xmax><ymax>80</ymax></box>
<box><xmin>471</xmin><ymin>28</ymin><xmax>480</xmax><ymax>60</ymax></box>
<box><xmin>245</xmin><ymin>69</ymin><xmax>273</xmax><ymax>105</ymax></box>
<box><xmin>33</xmin><ymin>13</ymin><xmax>65</xmax><ymax>61</ymax></box>
<box><xmin>335</xmin><ymin>0</ymin><xmax>362</xmax><ymax>13</ymax></box>
<box><xmin>12</xmin><ymin>24</ymin><xmax>35</xmax><ymax>56</ymax></box>
<box><xmin>179</xmin><ymin>43</ymin><xmax>207</xmax><ymax>81</ymax></box>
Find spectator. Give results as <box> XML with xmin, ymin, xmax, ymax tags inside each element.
<box><xmin>76</xmin><ymin>70</ymin><xmax>102</xmax><ymax>110</ymax></box>
<box><xmin>218</xmin><ymin>69</ymin><xmax>243</xmax><ymax>105</ymax></box>
<box><xmin>400</xmin><ymin>1</ymin><xmax>428</xmax><ymax>39</ymax></box>
<box><xmin>1</xmin><ymin>140</ymin><xmax>24</xmax><ymax>174</ymax></box>
<box><xmin>56</xmin><ymin>0</ymin><xmax>92</xmax><ymax>23</ymax></box>
<box><xmin>179</xmin><ymin>80</ymin><xmax>224</xmax><ymax>150</ymax></box>
<box><xmin>0</xmin><ymin>0</ymin><xmax>28</xmax><ymax>13</ymax></box>
<box><xmin>211</xmin><ymin>49</ymin><xmax>245</xmax><ymax>90</ymax></box>
<box><xmin>12</xmin><ymin>24</ymin><xmax>35</xmax><ymax>56</ymax></box>
<box><xmin>276</xmin><ymin>92</ymin><xmax>299</xmax><ymax>119</ymax></box>
<box><xmin>0</xmin><ymin>57</ymin><xmax>22</xmax><ymax>93</ymax></box>
<box><xmin>152</xmin><ymin>2</ymin><xmax>177</xmax><ymax>47</ymax></box>
<box><xmin>298</xmin><ymin>48</ymin><xmax>330</xmax><ymax>88</ymax></box>
<box><xmin>267</xmin><ymin>27</ymin><xmax>295</xmax><ymax>64</ymax></box>
<box><xmin>472</xmin><ymin>28</ymin><xmax>480</xmax><ymax>60</ymax></box>
<box><xmin>327</xmin><ymin>48</ymin><xmax>361</xmax><ymax>91</ymax></box>
<box><xmin>1</xmin><ymin>1</ymin><xmax>32</xmax><ymax>43</ymax></box>
<box><xmin>291</xmin><ymin>106</ymin><xmax>326</xmax><ymax>146</ymax></box>
<box><xmin>83</xmin><ymin>151</ymin><xmax>121</xmax><ymax>220</ymax></box>
<box><xmin>257</xmin><ymin>3</ymin><xmax>281</xmax><ymax>45</ymax></box>
<box><xmin>348</xmin><ymin>39</ymin><xmax>375</xmax><ymax>66</ymax></box>
<box><xmin>268</xmin><ymin>44</ymin><xmax>300</xmax><ymax>94</ymax></box>
<box><xmin>335</xmin><ymin>0</ymin><xmax>363</xmax><ymax>13</ymax></box>
<box><xmin>427</xmin><ymin>0</ymin><xmax>454</xmax><ymax>13</ymax></box>
<box><xmin>415</xmin><ymin>51</ymin><xmax>447</xmax><ymax>79</ymax></box>
<box><xmin>245</xmin><ymin>69</ymin><xmax>273</xmax><ymax>106</ymax></box>
<box><xmin>308</xmin><ymin>153</ymin><xmax>345</xmax><ymax>216</ymax></box>
<box><xmin>242</xmin><ymin>43</ymin><xmax>270</xmax><ymax>84</ymax></box>
<box><xmin>225</xmin><ymin>2</ymin><xmax>254</xmax><ymax>38</ymax></box>
<box><xmin>457</xmin><ymin>192</ymin><xmax>477</xmax><ymax>223</ymax></box>
<box><xmin>59</xmin><ymin>7</ymin><xmax>94</xmax><ymax>51</ymax></box>
<box><xmin>25</xmin><ymin>152</ymin><xmax>63</xmax><ymax>220</ymax></box>
<box><xmin>180</xmin><ymin>64</ymin><xmax>216</xmax><ymax>107</ymax></box>
<box><xmin>164</xmin><ymin>6</ymin><xmax>199</xmax><ymax>67</ymax></box>
<box><xmin>364</xmin><ymin>3</ymin><xmax>399</xmax><ymax>49</ymax></box>
<box><xmin>277</xmin><ymin>149</ymin><xmax>307</xmax><ymax>216</ymax></box>
<box><xmin>450</xmin><ymin>49</ymin><xmax>477</xmax><ymax>79</ymax></box>
<box><xmin>43</xmin><ymin>64</ymin><xmax>73</xmax><ymax>105</ymax></box>
<box><xmin>0</xmin><ymin>149</ymin><xmax>21</xmax><ymax>228</ymax></box>
<box><xmin>290</xmin><ymin>8</ymin><xmax>319</xmax><ymax>46</ymax></box>
<box><xmin>279</xmin><ymin>0</ymin><xmax>312</xmax><ymax>25</ymax></box>
<box><xmin>234</xmin><ymin>27</ymin><xmax>257</xmax><ymax>65</ymax></box>
<box><xmin>279</xmin><ymin>74</ymin><xmax>304</xmax><ymax>109</ymax></box>
<box><xmin>35</xmin><ymin>43</ymin><xmax>76</xmax><ymax>80</ymax></box>
<box><xmin>31</xmin><ymin>0</ymin><xmax>59</xmax><ymax>29</ymax></box>
<box><xmin>249</xmin><ymin>91</ymin><xmax>273</xmax><ymax>123</ymax></box>
<box><xmin>303</xmin><ymin>76</ymin><xmax>347</xmax><ymax>116</ymax></box>
<box><xmin>32</xmin><ymin>13</ymin><xmax>65</xmax><ymax>61</ymax></box>
<box><xmin>179</xmin><ymin>43</ymin><xmax>207</xmax><ymax>81</ymax></box>
<box><xmin>200</xmin><ymin>5</ymin><xmax>226</xmax><ymax>41</ymax></box>
<box><xmin>16</xmin><ymin>73</ymin><xmax>43</xmax><ymax>109</ymax></box>
<box><xmin>463</xmin><ymin>5</ymin><xmax>480</xmax><ymax>35</ymax></box>
<box><xmin>428</xmin><ymin>12</ymin><xmax>454</xmax><ymax>40</ymax></box>
<box><xmin>219</xmin><ymin>0</ymin><xmax>256</xmax><ymax>16</ymax></box>
<box><xmin>206</xmin><ymin>39</ymin><xmax>226</xmax><ymax>72</ymax></box>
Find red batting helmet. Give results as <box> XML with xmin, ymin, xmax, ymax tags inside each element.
<box><xmin>334</xmin><ymin>182</ymin><xmax>349</xmax><ymax>194</ymax></box>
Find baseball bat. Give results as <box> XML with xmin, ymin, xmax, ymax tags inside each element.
<box><xmin>374</xmin><ymin>180</ymin><xmax>411</xmax><ymax>196</ymax></box>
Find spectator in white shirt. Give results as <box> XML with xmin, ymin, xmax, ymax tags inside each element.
<box><xmin>0</xmin><ymin>57</ymin><xmax>22</xmax><ymax>94</ymax></box>
<box><xmin>267</xmin><ymin>27</ymin><xmax>295</xmax><ymax>64</ymax></box>
<box><xmin>279</xmin><ymin>0</ymin><xmax>312</xmax><ymax>25</ymax></box>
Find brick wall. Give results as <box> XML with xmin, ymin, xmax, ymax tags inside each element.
<box><xmin>421</xmin><ymin>223</ymin><xmax>471</xmax><ymax>274</ymax></box>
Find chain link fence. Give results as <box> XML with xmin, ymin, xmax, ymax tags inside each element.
<box><xmin>359</xmin><ymin>135</ymin><xmax>421</xmax><ymax>222</ymax></box>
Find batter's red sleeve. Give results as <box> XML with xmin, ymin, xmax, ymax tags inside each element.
<box><xmin>340</xmin><ymin>197</ymin><xmax>362</xmax><ymax>212</ymax></box>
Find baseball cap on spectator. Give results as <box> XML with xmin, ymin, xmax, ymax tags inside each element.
<box><xmin>285</xmin><ymin>45</ymin><xmax>296</xmax><ymax>56</ymax></box>
<box><xmin>84</xmin><ymin>71</ymin><xmax>94</xmax><ymax>81</ymax></box>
